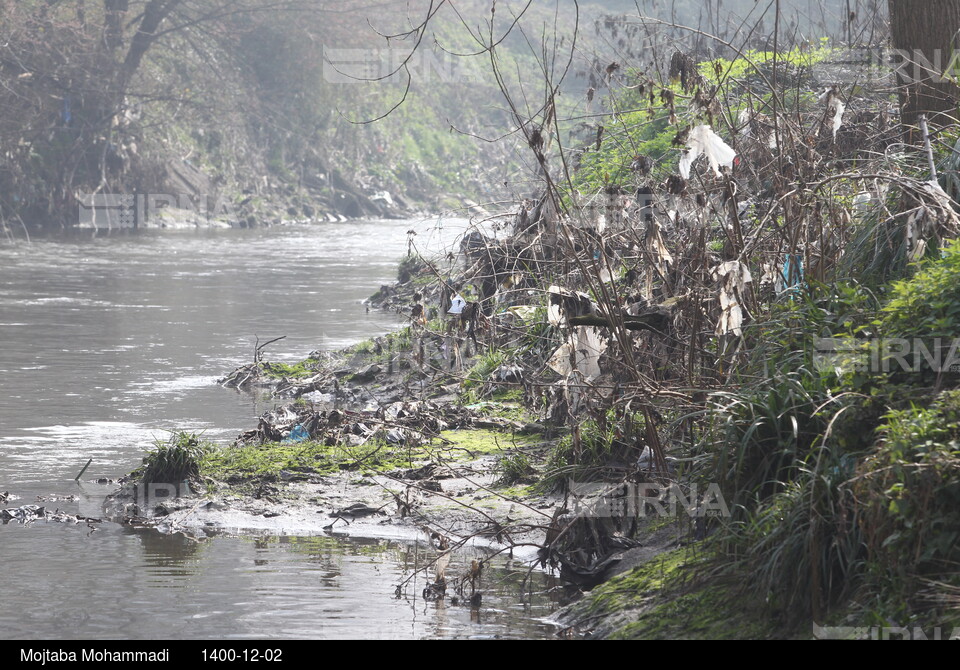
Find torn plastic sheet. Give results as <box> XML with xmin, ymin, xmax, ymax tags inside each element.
<box><xmin>906</xmin><ymin>180</ymin><xmax>960</xmax><ymax>261</ymax></box>
<box><xmin>547</xmin><ymin>327</ymin><xmax>606</xmax><ymax>378</ymax></box>
<box><xmin>781</xmin><ymin>254</ymin><xmax>804</xmax><ymax>293</ymax></box>
<box><xmin>819</xmin><ymin>87</ymin><xmax>845</xmax><ymax>141</ymax></box>
<box><xmin>738</xmin><ymin>109</ymin><xmax>777</xmax><ymax>149</ymax></box>
<box><xmin>505</xmin><ymin>305</ymin><xmax>539</xmax><ymax>322</ymax></box>
<box><xmin>282</xmin><ymin>424</ymin><xmax>309</xmax><ymax>444</ymax></box>
<box><xmin>712</xmin><ymin>260</ymin><xmax>753</xmax><ymax>336</ymax></box>
<box><xmin>679</xmin><ymin>125</ymin><xmax>736</xmax><ymax>179</ymax></box>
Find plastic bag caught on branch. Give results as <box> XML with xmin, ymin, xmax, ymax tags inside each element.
<box><xmin>818</xmin><ymin>86</ymin><xmax>845</xmax><ymax>141</ymax></box>
<box><xmin>712</xmin><ymin>261</ymin><xmax>753</xmax><ymax>337</ymax></box>
<box><xmin>678</xmin><ymin>125</ymin><xmax>736</xmax><ymax>179</ymax></box>
<box><xmin>547</xmin><ymin>327</ymin><xmax>606</xmax><ymax>379</ymax></box>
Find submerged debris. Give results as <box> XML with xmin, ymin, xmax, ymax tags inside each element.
<box><xmin>1</xmin><ymin>505</ymin><xmax>102</xmax><ymax>525</ymax></box>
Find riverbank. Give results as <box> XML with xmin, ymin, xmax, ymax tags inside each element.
<box><xmin>101</xmin><ymin>238</ymin><xmax>738</xmax><ymax>638</ymax></box>
<box><xmin>103</xmin><ymin>309</ymin><xmax>572</xmax><ymax>595</ymax></box>
<box><xmin>1</xmin><ymin>219</ymin><xmax>583</xmax><ymax>640</ymax></box>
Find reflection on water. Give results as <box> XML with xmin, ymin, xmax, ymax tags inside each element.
<box><xmin>0</xmin><ymin>220</ymin><xmax>561</xmax><ymax>639</ymax></box>
<box><xmin>1</xmin><ymin>519</ymin><xmax>561</xmax><ymax>639</ymax></box>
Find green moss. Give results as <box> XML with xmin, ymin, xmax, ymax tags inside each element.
<box><xmin>578</xmin><ymin>548</ymin><xmax>694</xmax><ymax>619</ymax></box>
<box><xmin>201</xmin><ymin>438</ymin><xmax>420</xmax><ymax>483</ymax></box>
<box><xmin>347</xmin><ymin>339</ymin><xmax>376</xmax><ymax>355</ymax></box>
<box><xmin>609</xmin><ymin>584</ymin><xmax>782</xmax><ymax>640</ymax></box>
<box><xmin>259</xmin><ymin>359</ymin><xmax>318</xmax><ymax>379</ymax></box>
<box><xmin>569</xmin><ymin>547</ymin><xmax>787</xmax><ymax>639</ymax></box>
<box><xmin>464</xmin><ymin>399</ymin><xmax>531</xmax><ymax>424</ymax></box>
<box><xmin>202</xmin><ymin>428</ymin><xmax>539</xmax><ymax>490</ymax></box>
<box><xmin>495</xmin><ymin>484</ymin><xmax>537</xmax><ymax>498</ymax></box>
<box><xmin>490</xmin><ymin>389</ymin><xmax>523</xmax><ymax>403</ymax></box>
<box><xmin>438</xmin><ymin>428</ymin><xmax>539</xmax><ymax>456</ymax></box>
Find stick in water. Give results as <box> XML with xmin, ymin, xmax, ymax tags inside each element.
<box><xmin>75</xmin><ymin>458</ymin><xmax>92</xmax><ymax>481</ymax></box>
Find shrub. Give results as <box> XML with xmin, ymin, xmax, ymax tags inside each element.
<box><xmin>851</xmin><ymin>392</ymin><xmax>960</xmax><ymax>609</ymax></box>
<box><xmin>141</xmin><ymin>431</ymin><xmax>208</xmax><ymax>485</ymax></box>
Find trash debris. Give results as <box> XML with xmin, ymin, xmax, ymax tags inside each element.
<box><xmin>448</xmin><ymin>294</ymin><xmax>467</xmax><ymax>315</ymax></box>
<box><xmin>906</xmin><ymin>179</ymin><xmax>960</xmax><ymax>261</ymax></box>
<box><xmin>547</xmin><ymin>327</ymin><xmax>606</xmax><ymax>378</ymax></box>
<box><xmin>678</xmin><ymin>125</ymin><xmax>736</xmax><ymax>179</ymax></box>
<box><xmin>330</xmin><ymin>503</ymin><xmax>383</xmax><ymax>518</ymax></box>
<box><xmin>281</xmin><ymin>424</ymin><xmax>309</xmax><ymax>444</ymax></box>
<box><xmin>712</xmin><ymin>261</ymin><xmax>753</xmax><ymax>336</ymax></box>
<box><xmin>1</xmin><ymin>505</ymin><xmax>102</xmax><ymax>525</ymax></box>
<box><xmin>547</xmin><ymin>285</ymin><xmax>596</xmax><ymax>326</ymax></box>
<box><xmin>819</xmin><ymin>86</ymin><xmax>846</xmax><ymax>141</ymax></box>
<box><xmin>781</xmin><ymin>254</ymin><xmax>804</xmax><ymax>293</ymax></box>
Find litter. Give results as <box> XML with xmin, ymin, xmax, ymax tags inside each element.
<box><xmin>448</xmin><ymin>294</ymin><xmax>467</xmax><ymax>315</ymax></box>
<box><xmin>679</xmin><ymin>125</ymin><xmax>736</xmax><ymax>179</ymax></box>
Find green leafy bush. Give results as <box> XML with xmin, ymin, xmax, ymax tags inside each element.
<box><xmin>880</xmin><ymin>238</ymin><xmax>960</xmax><ymax>340</ymax></box>
<box><xmin>852</xmin><ymin>392</ymin><xmax>960</xmax><ymax>608</ymax></box>
<box><xmin>494</xmin><ymin>450</ymin><xmax>537</xmax><ymax>486</ymax></box>
<box><xmin>540</xmin><ymin>409</ymin><xmax>645</xmax><ymax>490</ymax></box>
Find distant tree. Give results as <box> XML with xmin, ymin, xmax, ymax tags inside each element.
<box><xmin>888</xmin><ymin>0</ymin><xmax>960</xmax><ymax>132</ymax></box>
<box><xmin>0</xmin><ymin>0</ymin><xmax>343</xmax><ymax>228</ymax></box>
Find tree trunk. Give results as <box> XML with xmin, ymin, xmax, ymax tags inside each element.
<box><xmin>122</xmin><ymin>0</ymin><xmax>181</xmax><ymax>85</ymax></box>
<box><xmin>888</xmin><ymin>0</ymin><xmax>960</xmax><ymax>134</ymax></box>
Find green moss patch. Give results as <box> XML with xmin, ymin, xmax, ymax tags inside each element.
<box><xmin>438</xmin><ymin>428</ymin><xmax>540</xmax><ymax>456</ymax></box>
<box><xmin>569</xmin><ymin>547</ymin><xmax>796</xmax><ymax>639</ymax></box>
<box><xmin>201</xmin><ymin>428</ymin><xmax>542</xmax><ymax>490</ymax></box>
<box><xmin>201</xmin><ymin>439</ymin><xmax>420</xmax><ymax>483</ymax></box>
<box><xmin>259</xmin><ymin>359</ymin><xmax>320</xmax><ymax>379</ymax></box>
<box><xmin>571</xmin><ymin>547</ymin><xmax>783</xmax><ymax>639</ymax></box>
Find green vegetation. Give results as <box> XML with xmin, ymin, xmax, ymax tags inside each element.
<box><xmin>541</xmin><ymin>409</ymin><xmax>645</xmax><ymax>491</ymax></box>
<box><xmin>688</xmin><ymin>239</ymin><xmax>960</xmax><ymax>631</ymax></box>
<box><xmin>259</xmin><ymin>359</ymin><xmax>319</xmax><ymax>379</ymax></box>
<box><xmin>200</xmin><ymin>438</ymin><xmax>401</xmax><ymax>483</ymax></box>
<box><xmin>545</xmin><ymin>15</ymin><xmax>960</xmax><ymax>635</ymax></box>
<box><xmin>138</xmin><ymin>431</ymin><xmax>210</xmax><ymax>485</ymax></box>
<box><xmin>493</xmin><ymin>450</ymin><xmax>538</xmax><ymax>486</ymax></box>
<box><xmin>879</xmin><ymin>238</ymin><xmax>960</xmax><ymax>340</ymax></box>
<box><xmin>197</xmin><ymin>427</ymin><xmax>540</xmax><ymax>492</ymax></box>
<box><xmin>462</xmin><ymin>350</ymin><xmax>510</xmax><ymax>391</ymax></box>
<box><xmin>698</xmin><ymin>40</ymin><xmax>834</xmax><ymax>85</ymax></box>
<box><xmin>438</xmin><ymin>429</ymin><xmax>539</xmax><ymax>456</ymax></box>
<box><xmin>563</xmin><ymin>546</ymin><xmax>786</xmax><ymax>639</ymax></box>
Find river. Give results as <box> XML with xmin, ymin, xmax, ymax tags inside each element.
<box><xmin>0</xmin><ymin>218</ymin><xmax>562</xmax><ymax>640</ymax></box>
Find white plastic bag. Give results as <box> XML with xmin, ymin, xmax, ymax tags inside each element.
<box><xmin>448</xmin><ymin>294</ymin><xmax>466</xmax><ymax>315</ymax></box>
<box><xmin>679</xmin><ymin>125</ymin><xmax>737</xmax><ymax>179</ymax></box>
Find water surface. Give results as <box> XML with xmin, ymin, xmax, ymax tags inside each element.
<box><xmin>0</xmin><ymin>219</ymin><xmax>561</xmax><ymax>640</ymax></box>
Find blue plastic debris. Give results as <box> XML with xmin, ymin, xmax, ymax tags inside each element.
<box><xmin>282</xmin><ymin>424</ymin><xmax>309</xmax><ymax>444</ymax></box>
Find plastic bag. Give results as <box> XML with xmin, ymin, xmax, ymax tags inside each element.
<box><xmin>448</xmin><ymin>293</ymin><xmax>466</xmax><ymax>315</ymax></box>
<box><xmin>679</xmin><ymin>125</ymin><xmax>736</xmax><ymax>179</ymax></box>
